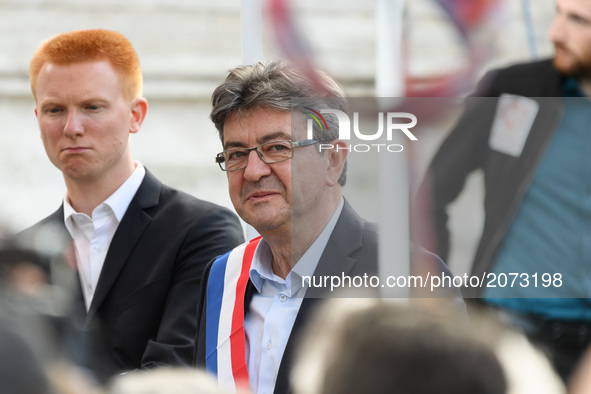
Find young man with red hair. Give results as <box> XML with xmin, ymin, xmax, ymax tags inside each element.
<box><xmin>22</xmin><ymin>29</ymin><xmax>244</xmax><ymax>380</ymax></box>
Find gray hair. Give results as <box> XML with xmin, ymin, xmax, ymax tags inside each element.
<box><xmin>210</xmin><ymin>60</ymin><xmax>348</xmax><ymax>185</ymax></box>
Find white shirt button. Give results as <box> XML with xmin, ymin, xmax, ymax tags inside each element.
<box><xmin>266</xmin><ymin>341</ymin><xmax>272</xmax><ymax>350</ymax></box>
<box><xmin>279</xmin><ymin>294</ymin><xmax>287</xmax><ymax>302</ymax></box>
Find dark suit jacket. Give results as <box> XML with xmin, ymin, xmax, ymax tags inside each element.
<box><xmin>421</xmin><ymin>59</ymin><xmax>565</xmax><ymax>295</ymax></box>
<box><xmin>18</xmin><ymin>169</ymin><xmax>244</xmax><ymax>380</ymax></box>
<box><xmin>195</xmin><ymin>199</ymin><xmax>460</xmax><ymax>394</ymax></box>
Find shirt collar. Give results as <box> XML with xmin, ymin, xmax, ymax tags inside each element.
<box><xmin>248</xmin><ymin>197</ymin><xmax>345</xmax><ymax>294</ymax></box>
<box><xmin>249</xmin><ymin>239</ymin><xmax>276</xmax><ymax>292</ymax></box>
<box><xmin>63</xmin><ymin>162</ymin><xmax>146</xmax><ymax>223</ymax></box>
<box><xmin>103</xmin><ymin>162</ymin><xmax>146</xmax><ymax>221</ymax></box>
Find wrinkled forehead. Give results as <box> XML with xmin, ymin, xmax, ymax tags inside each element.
<box><xmin>222</xmin><ymin>107</ymin><xmax>307</xmax><ymax>147</ymax></box>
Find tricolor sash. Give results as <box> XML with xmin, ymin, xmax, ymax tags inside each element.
<box><xmin>205</xmin><ymin>236</ymin><xmax>262</xmax><ymax>391</ymax></box>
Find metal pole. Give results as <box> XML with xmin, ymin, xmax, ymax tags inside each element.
<box><xmin>521</xmin><ymin>0</ymin><xmax>538</xmax><ymax>60</ymax></box>
<box><xmin>376</xmin><ymin>0</ymin><xmax>409</xmax><ymax>299</ymax></box>
<box><xmin>241</xmin><ymin>0</ymin><xmax>264</xmax><ymax>240</ymax></box>
<box><xmin>241</xmin><ymin>0</ymin><xmax>264</xmax><ymax>65</ymax></box>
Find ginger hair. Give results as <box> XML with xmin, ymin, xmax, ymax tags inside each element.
<box><xmin>30</xmin><ymin>29</ymin><xmax>142</xmax><ymax>102</ymax></box>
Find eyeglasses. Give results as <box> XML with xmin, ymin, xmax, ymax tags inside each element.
<box><xmin>215</xmin><ymin>139</ymin><xmax>319</xmax><ymax>171</ymax></box>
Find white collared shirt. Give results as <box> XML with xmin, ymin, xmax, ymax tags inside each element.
<box><xmin>244</xmin><ymin>198</ymin><xmax>344</xmax><ymax>394</ymax></box>
<box><xmin>63</xmin><ymin>162</ymin><xmax>146</xmax><ymax>310</ymax></box>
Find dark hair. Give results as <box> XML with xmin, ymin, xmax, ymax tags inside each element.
<box><xmin>320</xmin><ymin>304</ymin><xmax>507</xmax><ymax>394</ymax></box>
<box><xmin>210</xmin><ymin>60</ymin><xmax>348</xmax><ymax>185</ymax></box>
<box><xmin>294</xmin><ymin>301</ymin><xmax>507</xmax><ymax>394</ymax></box>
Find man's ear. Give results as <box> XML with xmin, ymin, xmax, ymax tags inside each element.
<box><xmin>129</xmin><ymin>97</ymin><xmax>148</xmax><ymax>134</ymax></box>
<box><xmin>326</xmin><ymin>139</ymin><xmax>348</xmax><ymax>187</ymax></box>
<box><xmin>34</xmin><ymin>106</ymin><xmax>41</xmax><ymax>138</ymax></box>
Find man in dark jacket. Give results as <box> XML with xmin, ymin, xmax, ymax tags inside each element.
<box><xmin>20</xmin><ymin>29</ymin><xmax>244</xmax><ymax>380</ymax></box>
<box><xmin>195</xmin><ymin>61</ymin><xmax>461</xmax><ymax>394</ymax></box>
<box><xmin>421</xmin><ymin>0</ymin><xmax>591</xmax><ymax>381</ymax></box>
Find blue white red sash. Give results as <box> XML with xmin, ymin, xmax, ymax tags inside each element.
<box><xmin>205</xmin><ymin>236</ymin><xmax>262</xmax><ymax>391</ymax></box>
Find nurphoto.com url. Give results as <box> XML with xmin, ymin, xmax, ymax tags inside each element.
<box><xmin>302</xmin><ymin>272</ymin><xmax>563</xmax><ymax>293</ymax></box>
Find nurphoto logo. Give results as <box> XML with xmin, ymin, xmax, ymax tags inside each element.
<box><xmin>305</xmin><ymin>108</ymin><xmax>418</xmax><ymax>153</ymax></box>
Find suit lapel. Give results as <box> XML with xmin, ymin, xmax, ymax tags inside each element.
<box><xmin>86</xmin><ymin>170</ymin><xmax>161</xmax><ymax>322</ymax></box>
<box><xmin>244</xmin><ymin>279</ymin><xmax>258</xmax><ymax>315</ymax></box>
<box><xmin>304</xmin><ymin>200</ymin><xmax>366</xmax><ymax>295</ymax></box>
<box><xmin>273</xmin><ymin>297</ymin><xmax>316</xmax><ymax>394</ymax></box>
<box><xmin>274</xmin><ymin>200</ymin><xmax>367</xmax><ymax>393</ymax></box>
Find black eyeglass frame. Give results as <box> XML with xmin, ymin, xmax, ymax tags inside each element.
<box><xmin>215</xmin><ymin>139</ymin><xmax>320</xmax><ymax>171</ymax></box>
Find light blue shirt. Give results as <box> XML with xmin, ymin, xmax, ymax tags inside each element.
<box><xmin>244</xmin><ymin>198</ymin><xmax>344</xmax><ymax>394</ymax></box>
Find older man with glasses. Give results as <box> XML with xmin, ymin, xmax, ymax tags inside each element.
<box><xmin>194</xmin><ymin>61</ymin><xmax>460</xmax><ymax>394</ymax></box>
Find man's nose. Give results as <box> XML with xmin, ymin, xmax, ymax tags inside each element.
<box><xmin>548</xmin><ymin>14</ymin><xmax>565</xmax><ymax>44</ymax></box>
<box><xmin>243</xmin><ymin>149</ymin><xmax>272</xmax><ymax>182</ymax></box>
<box><xmin>63</xmin><ymin>110</ymin><xmax>84</xmax><ymax>139</ymax></box>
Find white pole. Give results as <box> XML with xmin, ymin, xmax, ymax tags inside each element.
<box><xmin>241</xmin><ymin>0</ymin><xmax>264</xmax><ymax>65</ymax></box>
<box><xmin>376</xmin><ymin>0</ymin><xmax>405</xmax><ymax>98</ymax></box>
<box><xmin>521</xmin><ymin>0</ymin><xmax>538</xmax><ymax>60</ymax></box>
<box><xmin>376</xmin><ymin>0</ymin><xmax>409</xmax><ymax>299</ymax></box>
<box><xmin>241</xmin><ymin>0</ymin><xmax>264</xmax><ymax>240</ymax></box>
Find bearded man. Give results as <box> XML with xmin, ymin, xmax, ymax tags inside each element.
<box><xmin>421</xmin><ymin>0</ymin><xmax>591</xmax><ymax>382</ymax></box>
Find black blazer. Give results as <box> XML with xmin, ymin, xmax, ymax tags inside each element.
<box><xmin>18</xmin><ymin>170</ymin><xmax>244</xmax><ymax>380</ymax></box>
<box><xmin>195</xmin><ymin>199</ymin><xmax>460</xmax><ymax>394</ymax></box>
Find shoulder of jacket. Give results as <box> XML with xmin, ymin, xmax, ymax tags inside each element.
<box><xmin>474</xmin><ymin>58</ymin><xmax>558</xmax><ymax>96</ymax></box>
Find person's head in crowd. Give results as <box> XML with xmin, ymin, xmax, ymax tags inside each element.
<box><xmin>292</xmin><ymin>299</ymin><xmax>507</xmax><ymax>394</ymax></box>
<box><xmin>107</xmin><ymin>368</ymin><xmax>237</xmax><ymax>394</ymax></box>
<box><xmin>0</xmin><ymin>246</ymin><xmax>50</xmax><ymax>296</ymax></box>
<box><xmin>210</xmin><ymin>61</ymin><xmax>348</xmax><ymax>256</ymax></box>
<box><xmin>293</xmin><ymin>299</ymin><xmax>568</xmax><ymax>394</ymax></box>
<box><xmin>0</xmin><ymin>240</ymin><xmax>104</xmax><ymax>393</ymax></box>
<box><xmin>548</xmin><ymin>0</ymin><xmax>591</xmax><ymax>77</ymax></box>
<box><xmin>1</xmin><ymin>228</ymin><xmax>77</xmax><ymax>303</ymax></box>
<box><xmin>29</xmin><ymin>29</ymin><xmax>147</xmax><ymax>203</ymax></box>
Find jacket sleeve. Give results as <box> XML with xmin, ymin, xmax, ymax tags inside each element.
<box><xmin>193</xmin><ymin>259</ymin><xmax>214</xmax><ymax>367</ymax></box>
<box><xmin>140</xmin><ymin>206</ymin><xmax>244</xmax><ymax>369</ymax></box>
<box><xmin>417</xmin><ymin>71</ymin><xmax>500</xmax><ymax>261</ymax></box>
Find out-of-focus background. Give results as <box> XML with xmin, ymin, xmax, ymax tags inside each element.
<box><xmin>1</xmin><ymin>0</ymin><xmax>555</xmax><ymax>275</ymax></box>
